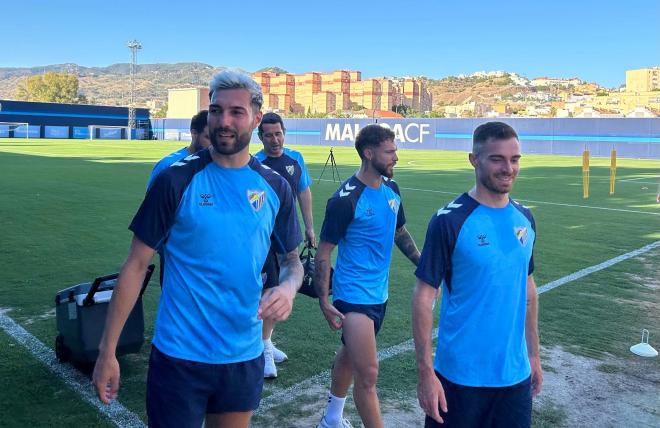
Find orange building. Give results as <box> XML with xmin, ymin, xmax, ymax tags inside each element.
<box><xmin>253</xmin><ymin>69</ymin><xmax>431</xmax><ymax>115</ymax></box>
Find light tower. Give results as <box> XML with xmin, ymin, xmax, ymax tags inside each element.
<box><xmin>127</xmin><ymin>39</ymin><xmax>142</xmax><ymax>139</ymax></box>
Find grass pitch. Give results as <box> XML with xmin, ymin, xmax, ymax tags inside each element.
<box><xmin>0</xmin><ymin>138</ymin><xmax>658</xmax><ymax>427</ymax></box>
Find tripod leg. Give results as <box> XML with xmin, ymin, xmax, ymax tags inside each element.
<box><xmin>318</xmin><ymin>152</ymin><xmax>333</xmax><ymax>184</ymax></box>
<box><xmin>330</xmin><ymin>152</ymin><xmax>340</xmax><ymax>182</ymax></box>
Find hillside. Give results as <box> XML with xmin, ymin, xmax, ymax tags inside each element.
<box><xmin>0</xmin><ymin>63</ymin><xmax>236</xmax><ymax>106</ymax></box>
<box><xmin>0</xmin><ymin>63</ymin><xmax>587</xmax><ymax>112</ymax></box>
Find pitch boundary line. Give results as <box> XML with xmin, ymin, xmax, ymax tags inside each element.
<box><xmin>256</xmin><ymin>240</ymin><xmax>660</xmax><ymax>413</ymax></box>
<box><xmin>316</xmin><ymin>179</ymin><xmax>660</xmax><ymax>216</ymax></box>
<box><xmin>0</xmin><ymin>309</ymin><xmax>146</xmax><ymax>428</ymax></box>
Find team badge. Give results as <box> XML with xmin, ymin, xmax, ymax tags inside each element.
<box><xmin>286</xmin><ymin>165</ymin><xmax>295</xmax><ymax>176</ymax></box>
<box><xmin>388</xmin><ymin>198</ymin><xmax>399</xmax><ymax>214</ymax></box>
<box><xmin>247</xmin><ymin>190</ymin><xmax>266</xmax><ymax>212</ymax></box>
<box><xmin>514</xmin><ymin>226</ymin><xmax>529</xmax><ymax>246</ymax></box>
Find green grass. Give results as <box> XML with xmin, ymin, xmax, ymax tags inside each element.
<box><xmin>0</xmin><ymin>138</ymin><xmax>659</xmax><ymax>426</ymax></box>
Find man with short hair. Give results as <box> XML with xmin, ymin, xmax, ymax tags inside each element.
<box><xmin>147</xmin><ymin>110</ymin><xmax>211</xmax><ymax>286</ymax></box>
<box><xmin>315</xmin><ymin>124</ymin><xmax>421</xmax><ymax>428</ymax></box>
<box><xmin>413</xmin><ymin>121</ymin><xmax>542</xmax><ymax>428</ymax></box>
<box><xmin>255</xmin><ymin>111</ymin><xmax>315</xmax><ymax>378</ymax></box>
<box><xmin>92</xmin><ymin>70</ymin><xmax>303</xmax><ymax>428</ymax></box>
<box><xmin>146</xmin><ymin>109</ymin><xmax>211</xmax><ymax>189</ymax></box>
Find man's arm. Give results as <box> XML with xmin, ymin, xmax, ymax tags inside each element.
<box><xmin>258</xmin><ymin>249</ymin><xmax>304</xmax><ymax>322</ymax></box>
<box><xmin>298</xmin><ymin>187</ymin><xmax>316</xmax><ymax>247</ymax></box>
<box><xmin>395</xmin><ymin>225</ymin><xmax>421</xmax><ymax>266</ymax></box>
<box><xmin>525</xmin><ymin>274</ymin><xmax>543</xmax><ymax>397</ymax></box>
<box><xmin>93</xmin><ymin>236</ymin><xmax>155</xmax><ymax>404</ymax></box>
<box><xmin>314</xmin><ymin>240</ymin><xmax>344</xmax><ymax>330</ymax></box>
<box><xmin>412</xmin><ymin>278</ymin><xmax>447</xmax><ymax>423</ymax></box>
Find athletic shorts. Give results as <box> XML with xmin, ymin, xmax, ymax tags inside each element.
<box><xmin>261</xmin><ymin>248</ymin><xmax>280</xmax><ymax>290</ymax></box>
<box><xmin>424</xmin><ymin>372</ymin><xmax>532</xmax><ymax>428</ymax></box>
<box><xmin>146</xmin><ymin>346</ymin><xmax>264</xmax><ymax>428</ymax></box>
<box><xmin>333</xmin><ymin>299</ymin><xmax>387</xmax><ymax>345</ymax></box>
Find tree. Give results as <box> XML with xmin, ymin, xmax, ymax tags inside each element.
<box><xmin>15</xmin><ymin>72</ymin><xmax>86</xmax><ymax>103</ymax></box>
<box><xmin>152</xmin><ymin>104</ymin><xmax>168</xmax><ymax>118</ymax></box>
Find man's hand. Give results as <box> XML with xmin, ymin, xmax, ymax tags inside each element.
<box><xmin>529</xmin><ymin>354</ymin><xmax>544</xmax><ymax>397</ymax></box>
<box><xmin>417</xmin><ymin>369</ymin><xmax>447</xmax><ymax>424</ymax></box>
<box><xmin>92</xmin><ymin>353</ymin><xmax>120</xmax><ymax>404</ymax></box>
<box><xmin>319</xmin><ymin>298</ymin><xmax>344</xmax><ymax>330</ymax></box>
<box><xmin>258</xmin><ymin>284</ymin><xmax>296</xmax><ymax>322</ymax></box>
<box><xmin>305</xmin><ymin>228</ymin><xmax>316</xmax><ymax>248</ymax></box>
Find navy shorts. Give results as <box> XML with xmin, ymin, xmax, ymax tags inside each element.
<box><xmin>261</xmin><ymin>248</ymin><xmax>280</xmax><ymax>290</ymax></box>
<box><xmin>333</xmin><ymin>299</ymin><xmax>387</xmax><ymax>345</ymax></box>
<box><xmin>146</xmin><ymin>346</ymin><xmax>264</xmax><ymax>428</ymax></box>
<box><xmin>424</xmin><ymin>372</ymin><xmax>532</xmax><ymax>428</ymax></box>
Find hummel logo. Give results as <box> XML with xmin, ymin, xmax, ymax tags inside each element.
<box><xmin>477</xmin><ymin>233</ymin><xmax>489</xmax><ymax>246</ymax></box>
<box><xmin>339</xmin><ymin>182</ymin><xmax>356</xmax><ymax>197</ymax></box>
<box><xmin>172</xmin><ymin>154</ymin><xmax>199</xmax><ymax>167</ymax></box>
<box><xmin>199</xmin><ymin>193</ymin><xmax>213</xmax><ymax>206</ymax></box>
<box><xmin>365</xmin><ymin>207</ymin><xmax>375</xmax><ymax>216</ymax></box>
<box><xmin>437</xmin><ymin>201</ymin><xmax>462</xmax><ymax>216</ymax></box>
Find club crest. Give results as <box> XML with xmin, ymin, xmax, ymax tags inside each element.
<box><xmin>514</xmin><ymin>226</ymin><xmax>529</xmax><ymax>246</ymax></box>
<box><xmin>286</xmin><ymin>165</ymin><xmax>295</xmax><ymax>176</ymax></box>
<box><xmin>247</xmin><ymin>190</ymin><xmax>266</xmax><ymax>212</ymax></box>
<box><xmin>388</xmin><ymin>198</ymin><xmax>399</xmax><ymax>214</ymax></box>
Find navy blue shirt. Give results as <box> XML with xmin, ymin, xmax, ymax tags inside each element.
<box><xmin>130</xmin><ymin>150</ymin><xmax>302</xmax><ymax>364</ymax></box>
<box><xmin>320</xmin><ymin>175</ymin><xmax>405</xmax><ymax>304</ymax></box>
<box><xmin>415</xmin><ymin>193</ymin><xmax>536</xmax><ymax>387</ymax></box>
<box><xmin>254</xmin><ymin>147</ymin><xmax>311</xmax><ymax>197</ymax></box>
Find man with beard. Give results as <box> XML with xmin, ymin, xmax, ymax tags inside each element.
<box><xmin>146</xmin><ymin>109</ymin><xmax>211</xmax><ymax>189</ymax></box>
<box><xmin>412</xmin><ymin>122</ymin><xmax>542</xmax><ymax>428</ymax></box>
<box><xmin>314</xmin><ymin>124</ymin><xmax>420</xmax><ymax>428</ymax></box>
<box><xmin>92</xmin><ymin>70</ymin><xmax>303</xmax><ymax>428</ymax></box>
<box><xmin>255</xmin><ymin>112</ymin><xmax>315</xmax><ymax>378</ymax></box>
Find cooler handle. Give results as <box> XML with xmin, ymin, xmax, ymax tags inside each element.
<box><xmin>83</xmin><ymin>264</ymin><xmax>154</xmax><ymax>307</ymax></box>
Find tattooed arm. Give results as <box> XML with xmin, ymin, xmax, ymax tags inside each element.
<box><xmin>395</xmin><ymin>225</ymin><xmax>421</xmax><ymax>266</ymax></box>
<box><xmin>258</xmin><ymin>249</ymin><xmax>303</xmax><ymax>322</ymax></box>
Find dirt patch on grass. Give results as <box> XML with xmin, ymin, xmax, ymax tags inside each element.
<box><xmin>252</xmin><ymin>345</ymin><xmax>660</xmax><ymax>427</ymax></box>
<box><xmin>536</xmin><ymin>346</ymin><xmax>659</xmax><ymax>428</ymax></box>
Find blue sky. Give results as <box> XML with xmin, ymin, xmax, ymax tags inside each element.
<box><xmin>2</xmin><ymin>0</ymin><xmax>658</xmax><ymax>87</ymax></box>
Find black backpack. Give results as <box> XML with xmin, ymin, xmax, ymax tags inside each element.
<box><xmin>298</xmin><ymin>244</ymin><xmax>333</xmax><ymax>298</ymax></box>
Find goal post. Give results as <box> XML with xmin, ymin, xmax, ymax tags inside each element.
<box><xmin>0</xmin><ymin>122</ymin><xmax>29</xmax><ymax>139</ymax></box>
<box><xmin>88</xmin><ymin>125</ymin><xmax>131</xmax><ymax>140</ymax></box>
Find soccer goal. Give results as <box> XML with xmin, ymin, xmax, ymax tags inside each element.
<box><xmin>0</xmin><ymin>122</ymin><xmax>29</xmax><ymax>139</ymax></box>
<box><xmin>88</xmin><ymin>125</ymin><xmax>131</xmax><ymax>140</ymax></box>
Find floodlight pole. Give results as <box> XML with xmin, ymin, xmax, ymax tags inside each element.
<box><xmin>127</xmin><ymin>39</ymin><xmax>142</xmax><ymax>140</ymax></box>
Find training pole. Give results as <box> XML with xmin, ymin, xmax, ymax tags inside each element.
<box><xmin>582</xmin><ymin>146</ymin><xmax>590</xmax><ymax>199</ymax></box>
<box><xmin>609</xmin><ymin>146</ymin><xmax>617</xmax><ymax>195</ymax></box>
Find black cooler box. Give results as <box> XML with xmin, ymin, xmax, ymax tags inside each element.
<box><xmin>54</xmin><ymin>265</ymin><xmax>154</xmax><ymax>364</ymax></box>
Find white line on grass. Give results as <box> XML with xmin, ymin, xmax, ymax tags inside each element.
<box><xmin>257</xmin><ymin>240</ymin><xmax>660</xmax><ymax>413</ymax></box>
<box><xmin>316</xmin><ymin>179</ymin><xmax>660</xmax><ymax>216</ymax></box>
<box><xmin>619</xmin><ymin>179</ymin><xmax>660</xmax><ymax>185</ymax></box>
<box><xmin>0</xmin><ymin>309</ymin><xmax>146</xmax><ymax>428</ymax></box>
<box><xmin>537</xmin><ymin>240</ymin><xmax>660</xmax><ymax>294</ymax></box>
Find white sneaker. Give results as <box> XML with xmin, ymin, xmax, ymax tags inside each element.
<box><xmin>316</xmin><ymin>415</ymin><xmax>353</xmax><ymax>428</ymax></box>
<box><xmin>264</xmin><ymin>347</ymin><xmax>277</xmax><ymax>379</ymax></box>
<box><xmin>271</xmin><ymin>343</ymin><xmax>288</xmax><ymax>363</ymax></box>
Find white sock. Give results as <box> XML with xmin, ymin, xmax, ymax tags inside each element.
<box><xmin>263</xmin><ymin>339</ymin><xmax>273</xmax><ymax>349</ymax></box>
<box><xmin>324</xmin><ymin>392</ymin><xmax>347</xmax><ymax>425</ymax></box>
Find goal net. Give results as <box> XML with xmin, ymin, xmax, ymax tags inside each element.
<box><xmin>0</xmin><ymin>122</ymin><xmax>29</xmax><ymax>139</ymax></box>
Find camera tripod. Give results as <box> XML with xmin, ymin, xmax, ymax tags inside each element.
<box><xmin>318</xmin><ymin>147</ymin><xmax>341</xmax><ymax>184</ymax></box>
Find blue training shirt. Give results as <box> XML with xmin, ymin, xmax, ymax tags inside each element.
<box><xmin>320</xmin><ymin>175</ymin><xmax>405</xmax><ymax>304</ymax></box>
<box><xmin>146</xmin><ymin>147</ymin><xmax>189</xmax><ymax>190</ymax></box>
<box><xmin>254</xmin><ymin>147</ymin><xmax>311</xmax><ymax>196</ymax></box>
<box><xmin>130</xmin><ymin>150</ymin><xmax>302</xmax><ymax>364</ymax></box>
<box><xmin>415</xmin><ymin>192</ymin><xmax>536</xmax><ymax>387</ymax></box>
